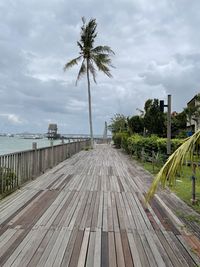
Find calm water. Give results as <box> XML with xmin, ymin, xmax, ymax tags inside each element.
<box><xmin>0</xmin><ymin>137</ymin><xmax>65</xmax><ymax>155</ymax></box>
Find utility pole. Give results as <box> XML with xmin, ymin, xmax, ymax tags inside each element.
<box><xmin>167</xmin><ymin>94</ymin><xmax>171</xmax><ymax>155</ymax></box>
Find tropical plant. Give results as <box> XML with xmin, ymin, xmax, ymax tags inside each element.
<box><xmin>112</xmin><ymin>132</ymin><xmax>129</xmax><ymax>149</ymax></box>
<box><xmin>108</xmin><ymin>114</ymin><xmax>127</xmax><ymax>134</ymax></box>
<box><xmin>64</xmin><ymin>17</ymin><xmax>114</xmax><ymax>148</ymax></box>
<box><xmin>171</xmin><ymin>111</ymin><xmax>187</xmax><ymax>137</ymax></box>
<box><xmin>146</xmin><ymin>130</ymin><xmax>200</xmax><ymax>202</ymax></box>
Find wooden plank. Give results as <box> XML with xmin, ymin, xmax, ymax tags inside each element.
<box><xmin>107</xmin><ymin>191</ymin><xmax>113</xmax><ymax>232</ymax></box>
<box><xmin>60</xmin><ymin>229</ymin><xmax>79</xmax><ymax>267</ymax></box>
<box><xmin>85</xmin><ymin>231</ymin><xmax>96</xmax><ymax>267</ymax></box>
<box><xmin>108</xmin><ymin>232</ymin><xmax>117</xmax><ymax>267</ymax></box>
<box><xmin>77</xmin><ymin>229</ymin><xmax>90</xmax><ymax>267</ymax></box>
<box><xmin>115</xmin><ymin>232</ymin><xmax>125</xmax><ymax>267</ymax></box>
<box><xmin>111</xmin><ymin>192</ymin><xmax>119</xmax><ymax>232</ymax></box>
<box><xmin>97</xmin><ymin>192</ymin><xmax>103</xmax><ymax>229</ymax></box>
<box><xmin>3</xmin><ymin>228</ymin><xmax>37</xmax><ymax>267</ymax></box>
<box><xmin>52</xmin><ymin>230</ymin><xmax>71</xmax><ymax>267</ymax></box>
<box><xmin>169</xmin><ymin>232</ymin><xmax>198</xmax><ymax>267</ymax></box>
<box><xmin>103</xmin><ymin>192</ymin><xmax>108</xmax><ymax>232</ymax></box>
<box><xmin>149</xmin><ymin>230</ymin><xmax>173</xmax><ymax>267</ymax></box>
<box><xmin>86</xmin><ymin>191</ymin><xmax>97</xmax><ymax>228</ymax></box>
<box><xmin>145</xmin><ymin>231</ymin><xmax>166</xmax><ymax>267</ymax></box>
<box><xmin>115</xmin><ymin>192</ymin><xmax>126</xmax><ymax>230</ymax></box>
<box><xmin>163</xmin><ymin>231</ymin><xmax>190</xmax><ymax>267</ymax></box>
<box><xmin>36</xmin><ymin>229</ymin><xmax>60</xmax><ymax>267</ymax></box>
<box><xmin>0</xmin><ymin>229</ymin><xmax>16</xmax><ymax>249</ymax></box>
<box><xmin>94</xmin><ymin>230</ymin><xmax>101</xmax><ymax>267</ymax></box>
<box><xmin>139</xmin><ymin>233</ymin><xmax>158</xmax><ymax>267</ymax></box>
<box><xmin>121</xmin><ymin>192</ymin><xmax>136</xmax><ymax>231</ymax></box>
<box><xmin>132</xmin><ymin>231</ymin><xmax>150</xmax><ymax>267</ymax></box>
<box><xmin>27</xmin><ymin>230</ymin><xmax>54</xmax><ymax>266</ymax></box>
<box><xmin>101</xmin><ymin>231</ymin><xmax>109</xmax><ymax>267</ymax></box>
<box><xmin>121</xmin><ymin>231</ymin><xmax>134</xmax><ymax>267</ymax></box>
<box><xmin>68</xmin><ymin>191</ymin><xmax>87</xmax><ymax>230</ymax></box>
<box><xmin>43</xmin><ymin>228</ymin><xmax>69</xmax><ymax>267</ymax></box>
<box><xmin>127</xmin><ymin>232</ymin><xmax>142</xmax><ymax>267</ymax></box>
<box><xmin>91</xmin><ymin>191</ymin><xmax>100</xmax><ymax>231</ymax></box>
<box><xmin>156</xmin><ymin>230</ymin><xmax>182</xmax><ymax>267</ymax></box>
<box><xmin>74</xmin><ymin>191</ymin><xmax>90</xmax><ymax>229</ymax></box>
<box><xmin>79</xmin><ymin>192</ymin><xmax>93</xmax><ymax>230</ymax></box>
<box><xmin>17</xmin><ymin>229</ymin><xmax>49</xmax><ymax>267</ymax></box>
<box><xmin>177</xmin><ymin>235</ymin><xmax>200</xmax><ymax>266</ymax></box>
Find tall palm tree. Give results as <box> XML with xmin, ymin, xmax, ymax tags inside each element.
<box><xmin>64</xmin><ymin>17</ymin><xmax>114</xmax><ymax>148</ymax></box>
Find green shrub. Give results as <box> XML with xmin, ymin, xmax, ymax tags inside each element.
<box><xmin>127</xmin><ymin>134</ymin><xmax>183</xmax><ymax>158</ymax></box>
<box><xmin>113</xmin><ymin>132</ymin><xmax>129</xmax><ymax>149</ymax></box>
<box><xmin>121</xmin><ymin>133</ymin><xmax>130</xmax><ymax>152</ymax></box>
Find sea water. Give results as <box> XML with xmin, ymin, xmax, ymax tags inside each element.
<box><xmin>0</xmin><ymin>136</ymin><xmax>65</xmax><ymax>155</ymax></box>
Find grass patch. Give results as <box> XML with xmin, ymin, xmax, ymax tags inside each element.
<box><xmin>171</xmin><ymin>165</ymin><xmax>200</xmax><ymax>213</ymax></box>
<box><xmin>139</xmin><ymin>160</ymin><xmax>200</xmax><ymax>213</ymax></box>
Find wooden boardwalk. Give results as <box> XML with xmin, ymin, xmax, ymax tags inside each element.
<box><xmin>0</xmin><ymin>144</ymin><xmax>200</xmax><ymax>266</ymax></box>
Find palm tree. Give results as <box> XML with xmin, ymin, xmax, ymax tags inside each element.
<box><xmin>64</xmin><ymin>17</ymin><xmax>114</xmax><ymax>148</ymax></box>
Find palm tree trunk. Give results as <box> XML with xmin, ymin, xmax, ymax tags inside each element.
<box><xmin>86</xmin><ymin>59</ymin><xmax>94</xmax><ymax>148</ymax></box>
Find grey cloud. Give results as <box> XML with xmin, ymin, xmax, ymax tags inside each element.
<box><xmin>1</xmin><ymin>0</ymin><xmax>200</xmax><ymax>133</ymax></box>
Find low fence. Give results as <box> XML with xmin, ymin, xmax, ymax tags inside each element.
<box><xmin>0</xmin><ymin>139</ymin><xmax>90</xmax><ymax>195</ymax></box>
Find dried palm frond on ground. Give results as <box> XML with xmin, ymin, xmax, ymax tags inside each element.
<box><xmin>146</xmin><ymin>130</ymin><xmax>200</xmax><ymax>202</ymax></box>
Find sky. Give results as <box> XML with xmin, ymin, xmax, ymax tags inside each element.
<box><xmin>0</xmin><ymin>0</ymin><xmax>200</xmax><ymax>134</ymax></box>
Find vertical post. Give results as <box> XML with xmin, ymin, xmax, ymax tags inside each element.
<box><xmin>167</xmin><ymin>94</ymin><xmax>171</xmax><ymax>155</ymax></box>
<box><xmin>191</xmin><ymin>163</ymin><xmax>197</xmax><ymax>205</ymax></box>
<box><xmin>32</xmin><ymin>142</ymin><xmax>37</xmax><ymax>150</ymax></box>
<box><xmin>51</xmin><ymin>140</ymin><xmax>54</xmax><ymax>168</ymax></box>
<box><xmin>32</xmin><ymin>142</ymin><xmax>37</xmax><ymax>178</ymax></box>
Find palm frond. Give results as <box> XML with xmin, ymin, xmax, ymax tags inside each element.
<box><xmin>88</xmin><ymin>60</ymin><xmax>97</xmax><ymax>83</ymax></box>
<box><xmin>64</xmin><ymin>56</ymin><xmax>82</xmax><ymax>71</ymax></box>
<box><xmin>93</xmin><ymin>54</ymin><xmax>113</xmax><ymax>77</ymax></box>
<box><xmin>92</xmin><ymin>53</ymin><xmax>115</xmax><ymax>69</ymax></box>
<box><xmin>77</xmin><ymin>41</ymin><xmax>83</xmax><ymax>51</ymax></box>
<box><xmin>146</xmin><ymin>130</ymin><xmax>200</xmax><ymax>203</ymax></box>
<box><xmin>92</xmin><ymin>46</ymin><xmax>115</xmax><ymax>55</ymax></box>
<box><xmin>80</xmin><ymin>18</ymin><xmax>97</xmax><ymax>51</ymax></box>
<box><xmin>76</xmin><ymin>59</ymin><xmax>86</xmax><ymax>85</ymax></box>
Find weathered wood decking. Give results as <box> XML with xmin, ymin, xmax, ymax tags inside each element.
<box><xmin>0</xmin><ymin>145</ymin><xmax>200</xmax><ymax>266</ymax></box>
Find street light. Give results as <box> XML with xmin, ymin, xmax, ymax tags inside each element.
<box><xmin>160</xmin><ymin>95</ymin><xmax>171</xmax><ymax>155</ymax></box>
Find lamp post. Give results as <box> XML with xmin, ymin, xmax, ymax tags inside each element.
<box><xmin>160</xmin><ymin>94</ymin><xmax>171</xmax><ymax>155</ymax></box>
<box><xmin>167</xmin><ymin>95</ymin><xmax>171</xmax><ymax>155</ymax></box>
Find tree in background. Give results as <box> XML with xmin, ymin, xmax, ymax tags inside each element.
<box><xmin>127</xmin><ymin>115</ymin><xmax>144</xmax><ymax>134</ymax></box>
<box><xmin>171</xmin><ymin>111</ymin><xmax>187</xmax><ymax>137</ymax></box>
<box><xmin>184</xmin><ymin>106</ymin><xmax>198</xmax><ymax>130</ymax></box>
<box><xmin>108</xmin><ymin>114</ymin><xmax>127</xmax><ymax>133</ymax></box>
<box><xmin>64</xmin><ymin>18</ymin><xmax>114</xmax><ymax>148</ymax></box>
<box><xmin>144</xmin><ymin>99</ymin><xmax>165</xmax><ymax>136</ymax></box>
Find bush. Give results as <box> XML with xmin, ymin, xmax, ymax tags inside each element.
<box><xmin>127</xmin><ymin>134</ymin><xmax>183</xmax><ymax>158</ymax></box>
<box><xmin>113</xmin><ymin>132</ymin><xmax>129</xmax><ymax>149</ymax></box>
<box><xmin>121</xmin><ymin>133</ymin><xmax>130</xmax><ymax>152</ymax></box>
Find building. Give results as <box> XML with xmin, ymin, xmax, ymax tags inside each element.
<box><xmin>186</xmin><ymin>94</ymin><xmax>200</xmax><ymax>133</ymax></box>
<box><xmin>47</xmin><ymin>124</ymin><xmax>60</xmax><ymax>139</ymax></box>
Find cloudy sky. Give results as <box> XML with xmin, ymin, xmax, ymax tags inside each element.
<box><xmin>0</xmin><ymin>0</ymin><xmax>200</xmax><ymax>134</ymax></box>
